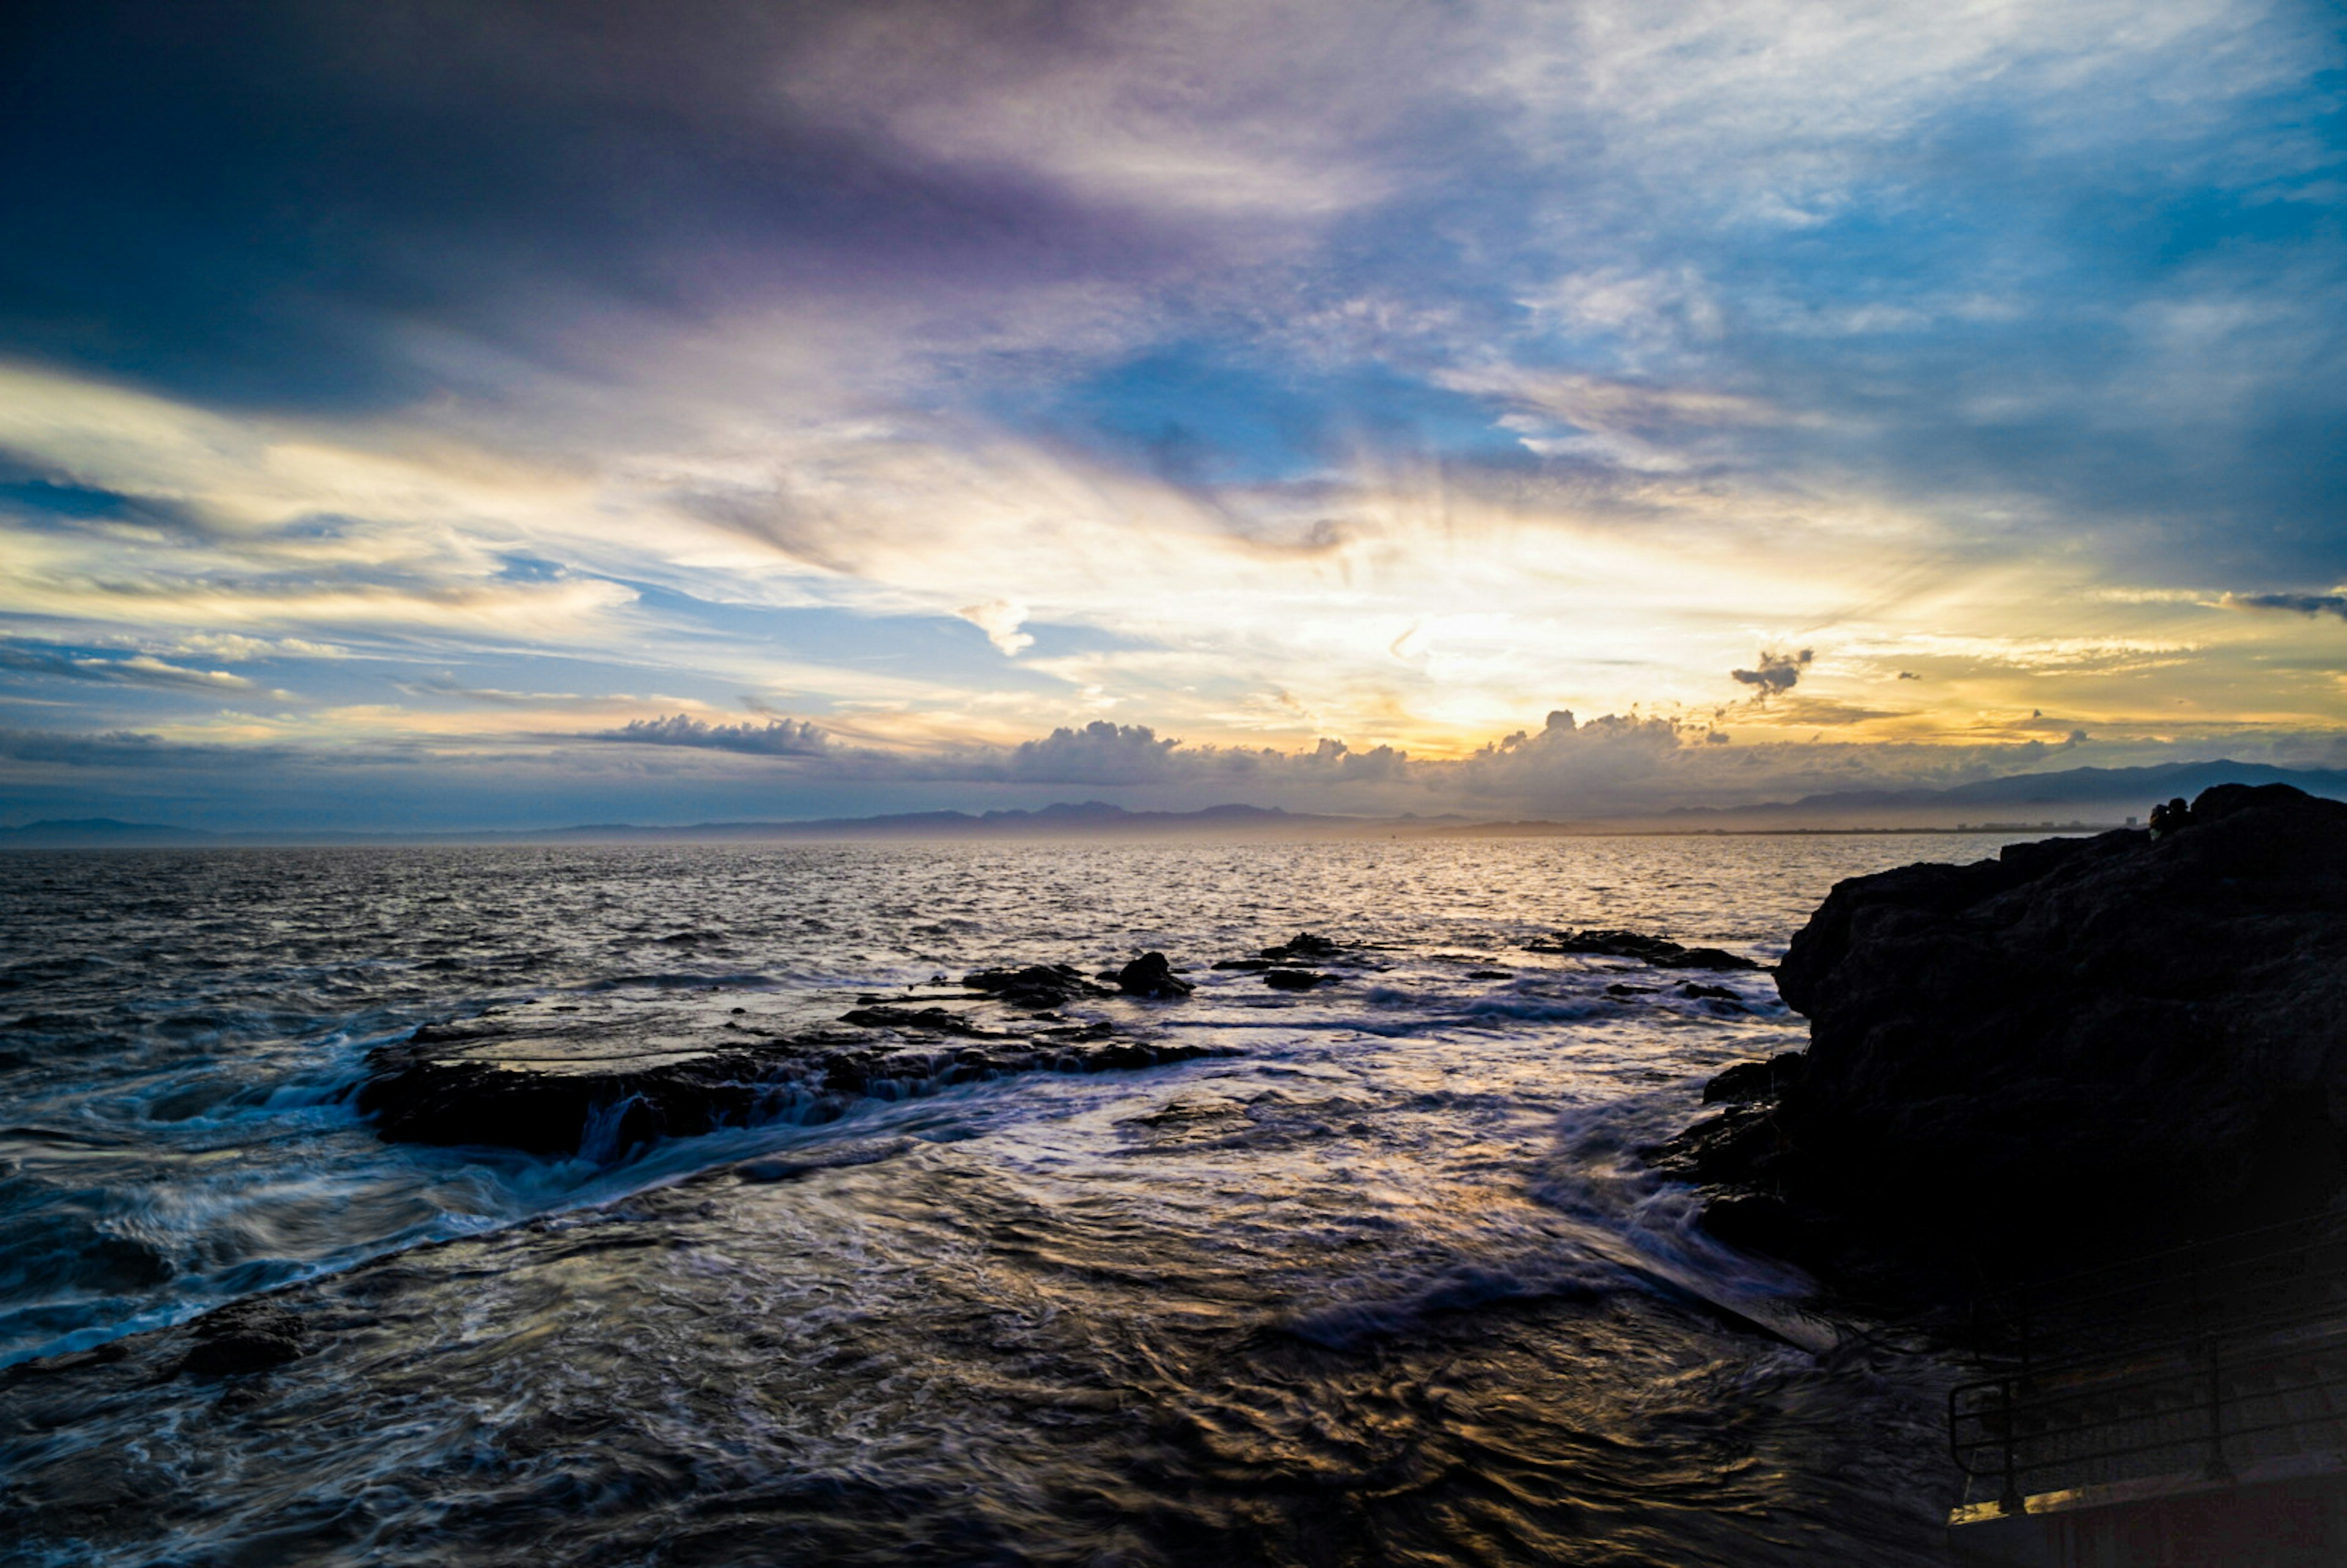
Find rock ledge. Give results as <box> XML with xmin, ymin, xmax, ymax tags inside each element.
<box><xmin>1662</xmin><ymin>782</ymin><xmax>2347</xmax><ymax>1281</ymax></box>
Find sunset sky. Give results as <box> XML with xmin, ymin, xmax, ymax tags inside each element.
<box><xmin>3</xmin><ymin>0</ymin><xmax>2344</xmax><ymax>829</ymax></box>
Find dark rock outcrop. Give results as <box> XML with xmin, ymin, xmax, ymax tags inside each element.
<box><xmin>1262</xmin><ymin>969</ymin><xmax>1334</xmax><ymax>991</ymax></box>
<box><xmin>1666</xmin><ymin>783</ymin><xmax>2347</xmax><ymax>1278</ymax></box>
<box><xmin>1262</xmin><ymin>932</ymin><xmax>1343</xmax><ymax>963</ymax></box>
<box><xmin>359</xmin><ymin>1016</ymin><xmax>1220</xmax><ymax>1158</ymax></box>
<box><xmin>1700</xmin><ymin>1052</ymin><xmax>1805</xmax><ymax>1104</ymax></box>
<box><xmin>1525</xmin><ymin>929</ymin><xmax>1761</xmax><ymax>970</ymax></box>
<box><xmin>176</xmin><ymin>1299</ymin><xmax>306</xmax><ymax>1377</ymax></box>
<box><xmin>963</xmin><ymin>964</ymin><xmax>1114</xmax><ymax>1010</ymax></box>
<box><xmin>836</xmin><ymin>1005</ymin><xmax>999</xmax><ymax>1035</ymax></box>
<box><xmin>1115</xmin><ymin>952</ymin><xmax>1195</xmax><ymax>998</ymax></box>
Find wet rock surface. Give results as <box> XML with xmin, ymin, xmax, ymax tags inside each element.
<box><xmin>1524</xmin><ymin>928</ymin><xmax>1762</xmax><ymax>970</ymax></box>
<box><xmin>961</xmin><ymin>964</ymin><xmax>1114</xmax><ymax>1010</ymax></box>
<box><xmin>1114</xmin><ymin>951</ymin><xmax>1194</xmax><ymax>998</ymax></box>
<box><xmin>1662</xmin><ymin>783</ymin><xmax>2347</xmax><ymax>1283</ymax></box>
<box><xmin>1261</xmin><ymin>932</ymin><xmax>1345</xmax><ymax>963</ymax></box>
<box><xmin>1700</xmin><ymin>1052</ymin><xmax>1805</xmax><ymax>1104</ymax></box>
<box><xmin>835</xmin><ymin>1005</ymin><xmax>1001</xmax><ymax>1036</ymax></box>
<box><xmin>357</xmin><ymin>929</ymin><xmax>1456</xmax><ymax>1160</ymax></box>
<box><xmin>175</xmin><ymin>1298</ymin><xmax>308</xmax><ymax>1377</ymax></box>
<box><xmin>359</xmin><ymin>1014</ymin><xmax>1221</xmax><ymax>1157</ymax></box>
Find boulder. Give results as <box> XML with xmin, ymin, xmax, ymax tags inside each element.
<box><xmin>1263</xmin><ymin>969</ymin><xmax>1334</xmax><ymax>991</ymax></box>
<box><xmin>1262</xmin><ymin>932</ymin><xmax>1344</xmax><ymax>962</ymax></box>
<box><xmin>1667</xmin><ymin>783</ymin><xmax>2347</xmax><ymax>1277</ymax></box>
<box><xmin>963</xmin><ymin>964</ymin><xmax>1113</xmax><ymax>1010</ymax></box>
<box><xmin>1115</xmin><ymin>952</ymin><xmax>1195</xmax><ymax>998</ymax></box>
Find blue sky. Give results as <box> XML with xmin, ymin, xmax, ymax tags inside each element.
<box><xmin>2</xmin><ymin>0</ymin><xmax>2345</xmax><ymax>829</ymax></box>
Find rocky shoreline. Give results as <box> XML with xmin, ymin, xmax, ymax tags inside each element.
<box><xmin>353</xmin><ymin>932</ymin><xmax>1392</xmax><ymax>1157</ymax></box>
<box><xmin>1656</xmin><ymin>782</ymin><xmax>2347</xmax><ymax>1292</ymax></box>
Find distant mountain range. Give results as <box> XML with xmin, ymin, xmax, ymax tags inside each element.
<box><xmin>4</xmin><ymin>761</ymin><xmax>2341</xmax><ymax>845</ymax></box>
<box><xmin>1430</xmin><ymin>760</ymin><xmax>2347</xmax><ymax>835</ymax></box>
<box><xmin>1661</xmin><ymin>759</ymin><xmax>2347</xmax><ymax>826</ymax></box>
<box><xmin>0</xmin><ymin>817</ymin><xmax>221</xmax><ymax>846</ymax></box>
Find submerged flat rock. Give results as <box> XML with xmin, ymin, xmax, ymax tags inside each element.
<box><xmin>1664</xmin><ymin>782</ymin><xmax>2347</xmax><ymax>1277</ymax></box>
<box><xmin>1524</xmin><ymin>928</ymin><xmax>1761</xmax><ymax>970</ymax></box>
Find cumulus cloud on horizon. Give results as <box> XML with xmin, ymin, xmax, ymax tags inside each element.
<box><xmin>597</xmin><ymin>714</ymin><xmax>831</xmax><ymax>757</ymax></box>
<box><xmin>564</xmin><ymin>704</ymin><xmax>2125</xmax><ymax>815</ymax></box>
<box><xmin>5</xmin><ymin>703</ymin><xmax>2340</xmax><ymax>831</ymax></box>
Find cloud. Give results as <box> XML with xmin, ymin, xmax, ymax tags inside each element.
<box><xmin>7</xmin><ymin>702</ymin><xmax>2337</xmax><ymax>832</ymax></box>
<box><xmin>569</xmin><ymin>706</ymin><xmax>1732</xmax><ymax>805</ymax></box>
<box><xmin>0</xmin><ymin>640</ymin><xmax>254</xmax><ymax>692</ymax></box>
<box><xmin>174</xmin><ymin>632</ymin><xmax>346</xmax><ymax>662</ymax></box>
<box><xmin>394</xmin><ymin>678</ymin><xmax>638</xmax><ymax>709</ymax></box>
<box><xmin>2227</xmin><ymin>592</ymin><xmax>2347</xmax><ymax>621</ymax></box>
<box><xmin>0</xmin><ymin>0</ymin><xmax>2343</xmax><ymax>804</ymax></box>
<box><xmin>0</xmin><ymin>727</ymin><xmax>302</xmax><ymax>769</ymax></box>
<box><xmin>594</xmin><ymin>714</ymin><xmax>830</xmax><ymax>757</ymax></box>
<box><xmin>1003</xmin><ymin>720</ymin><xmax>1174</xmax><ymax>782</ymax></box>
<box><xmin>1730</xmin><ymin>648</ymin><xmax>1813</xmax><ymax>700</ymax></box>
<box><xmin>958</xmin><ymin>599</ymin><xmax>1035</xmax><ymax>657</ymax></box>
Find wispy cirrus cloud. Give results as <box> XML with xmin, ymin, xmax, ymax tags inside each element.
<box><xmin>0</xmin><ymin>640</ymin><xmax>257</xmax><ymax>693</ymax></box>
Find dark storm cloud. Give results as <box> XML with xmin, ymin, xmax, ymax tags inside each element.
<box><xmin>8</xmin><ymin>0</ymin><xmax>2343</xmax><ymax>590</ymax></box>
<box><xmin>2228</xmin><ymin>592</ymin><xmax>2347</xmax><ymax>621</ymax></box>
<box><xmin>0</xmin><ymin>0</ymin><xmax>1183</xmax><ymax>411</ymax></box>
<box><xmin>0</xmin><ymin>464</ymin><xmax>200</xmax><ymax>533</ymax></box>
<box><xmin>0</xmin><ymin>727</ymin><xmax>298</xmax><ymax>768</ymax></box>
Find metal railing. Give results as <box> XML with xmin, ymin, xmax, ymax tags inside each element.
<box><xmin>1949</xmin><ymin>1217</ymin><xmax>2347</xmax><ymax>1512</ymax></box>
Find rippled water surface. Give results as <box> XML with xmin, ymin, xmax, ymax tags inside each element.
<box><xmin>0</xmin><ymin>837</ymin><xmax>1989</xmax><ymax>1565</ymax></box>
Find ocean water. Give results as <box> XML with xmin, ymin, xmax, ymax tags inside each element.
<box><xmin>0</xmin><ymin>837</ymin><xmax>1991</xmax><ymax>1566</ymax></box>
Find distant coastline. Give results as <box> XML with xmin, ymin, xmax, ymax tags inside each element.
<box><xmin>5</xmin><ymin>758</ymin><xmax>2340</xmax><ymax>846</ymax></box>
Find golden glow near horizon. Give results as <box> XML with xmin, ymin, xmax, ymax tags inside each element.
<box><xmin>3</xmin><ymin>361</ymin><xmax>2337</xmax><ymax>769</ymax></box>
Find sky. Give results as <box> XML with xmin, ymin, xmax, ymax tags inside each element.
<box><xmin>2</xmin><ymin>0</ymin><xmax>2344</xmax><ymax>830</ymax></box>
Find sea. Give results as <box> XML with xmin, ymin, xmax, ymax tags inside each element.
<box><xmin>0</xmin><ymin>835</ymin><xmax>2004</xmax><ymax>1566</ymax></box>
